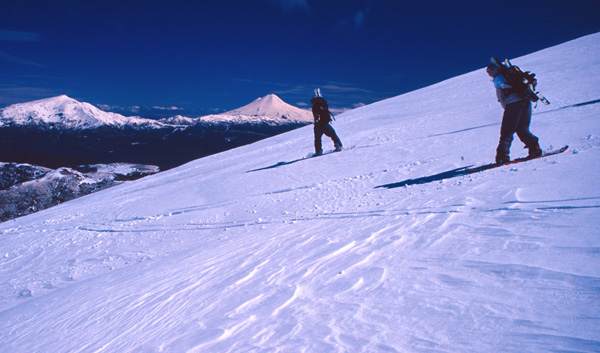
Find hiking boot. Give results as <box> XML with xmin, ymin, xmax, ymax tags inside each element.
<box><xmin>528</xmin><ymin>144</ymin><xmax>543</xmax><ymax>157</ymax></box>
<box><xmin>495</xmin><ymin>153</ymin><xmax>510</xmax><ymax>164</ymax></box>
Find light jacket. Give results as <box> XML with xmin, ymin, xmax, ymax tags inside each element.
<box><xmin>494</xmin><ymin>75</ymin><xmax>526</xmax><ymax>108</ymax></box>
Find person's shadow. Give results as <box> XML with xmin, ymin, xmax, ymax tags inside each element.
<box><xmin>376</xmin><ymin>145</ymin><xmax>568</xmax><ymax>189</ymax></box>
<box><xmin>375</xmin><ymin>166</ymin><xmax>473</xmax><ymax>189</ymax></box>
<box><xmin>246</xmin><ymin>156</ymin><xmax>311</xmax><ymax>173</ymax></box>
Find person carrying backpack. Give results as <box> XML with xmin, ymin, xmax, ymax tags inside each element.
<box><xmin>486</xmin><ymin>61</ymin><xmax>542</xmax><ymax>164</ymax></box>
<box><xmin>311</xmin><ymin>89</ymin><xmax>342</xmax><ymax>155</ymax></box>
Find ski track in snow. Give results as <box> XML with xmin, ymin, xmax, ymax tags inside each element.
<box><xmin>1</xmin><ymin>33</ymin><xmax>600</xmax><ymax>352</ymax></box>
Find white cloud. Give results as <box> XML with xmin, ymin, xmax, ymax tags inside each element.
<box><xmin>321</xmin><ymin>84</ymin><xmax>372</xmax><ymax>95</ymax></box>
<box><xmin>96</xmin><ymin>105</ymin><xmax>140</xmax><ymax>114</ymax></box>
<box><xmin>96</xmin><ymin>104</ymin><xmax>112</xmax><ymax>111</ymax></box>
<box><xmin>152</xmin><ymin>106</ymin><xmax>183</xmax><ymax>111</ymax></box>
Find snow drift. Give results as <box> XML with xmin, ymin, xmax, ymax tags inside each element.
<box><xmin>0</xmin><ymin>33</ymin><xmax>599</xmax><ymax>352</ymax></box>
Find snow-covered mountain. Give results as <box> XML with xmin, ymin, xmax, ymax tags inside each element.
<box><xmin>0</xmin><ymin>95</ymin><xmax>165</xmax><ymax>129</ymax></box>
<box><xmin>0</xmin><ymin>94</ymin><xmax>312</xmax><ymax>130</ymax></box>
<box><xmin>0</xmin><ymin>94</ymin><xmax>312</xmax><ymax>171</ymax></box>
<box><xmin>160</xmin><ymin>94</ymin><xmax>313</xmax><ymax>126</ymax></box>
<box><xmin>220</xmin><ymin>93</ymin><xmax>313</xmax><ymax>123</ymax></box>
<box><xmin>1</xmin><ymin>33</ymin><xmax>599</xmax><ymax>352</ymax></box>
<box><xmin>156</xmin><ymin>114</ymin><xmax>197</xmax><ymax>126</ymax></box>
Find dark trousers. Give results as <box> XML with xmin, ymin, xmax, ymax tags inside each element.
<box><xmin>496</xmin><ymin>99</ymin><xmax>538</xmax><ymax>156</ymax></box>
<box><xmin>314</xmin><ymin>123</ymin><xmax>342</xmax><ymax>153</ymax></box>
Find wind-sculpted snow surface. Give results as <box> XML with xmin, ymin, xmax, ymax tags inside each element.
<box><xmin>1</xmin><ymin>33</ymin><xmax>599</xmax><ymax>352</ymax></box>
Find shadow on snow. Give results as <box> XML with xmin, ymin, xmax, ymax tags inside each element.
<box><xmin>375</xmin><ymin>166</ymin><xmax>474</xmax><ymax>189</ymax></box>
<box><xmin>377</xmin><ymin>146</ymin><xmax>569</xmax><ymax>189</ymax></box>
<box><xmin>246</xmin><ymin>155</ymin><xmax>315</xmax><ymax>173</ymax></box>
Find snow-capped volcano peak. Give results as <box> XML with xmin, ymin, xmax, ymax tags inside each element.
<box><xmin>0</xmin><ymin>95</ymin><xmax>162</xmax><ymax>129</ymax></box>
<box><xmin>40</xmin><ymin>94</ymin><xmax>75</xmax><ymax>105</ymax></box>
<box><xmin>219</xmin><ymin>94</ymin><xmax>313</xmax><ymax>124</ymax></box>
<box><xmin>225</xmin><ymin>94</ymin><xmax>288</xmax><ymax>116</ymax></box>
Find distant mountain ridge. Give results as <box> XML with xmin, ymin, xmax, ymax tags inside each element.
<box><xmin>0</xmin><ymin>93</ymin><xmax>312</xmax><ymax>171</ymax></box>
<box><xmin>0</xmin><ymin>95</ymin><xmax>163</xmax><ymax>129</ymax></box>
<box><xmin>0</xmin><ymin>94</ymin><xmax>312</xmax><ymax>130</ymax></box>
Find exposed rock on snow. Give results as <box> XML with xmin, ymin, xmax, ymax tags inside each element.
<box><xmin>0</xmin><ymin>163</ymin><xmax>52</xmax><ymax>190</ymax></box>
<box><xmin>0</xmin><ymin>162</ymin><xmax>159</xmax><ymax>222</ymax></box>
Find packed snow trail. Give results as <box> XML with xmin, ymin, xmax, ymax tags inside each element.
<box><xmin>1</xmin><ymin>33</ymin><xmax>599</xmax><ymax>352</ymax></box>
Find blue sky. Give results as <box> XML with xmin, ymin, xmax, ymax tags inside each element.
<box><xmin>1</xmin><ymin>0</ymin><xmax>599</xmax><ymax>116</ymax></box>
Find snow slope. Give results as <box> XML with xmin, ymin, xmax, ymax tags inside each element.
<box><xmin>1</xmin><ymin>33</ymin><xmax>599</xmax><ymax>352</ymax></box>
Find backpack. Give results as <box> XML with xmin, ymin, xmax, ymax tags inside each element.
<box><xmin>491</xmin><ymin>57</ymin><xmax>540</xmax><ymax>102</ymax></box>
<box><xmin>311</xmin><ymin>97</ymin><xmax>332</xmax><ymax>124</ymax></box>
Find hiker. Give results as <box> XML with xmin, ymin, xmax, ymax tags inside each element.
<box><xmin>486</xmin><ymin>63</ymin><xmax>542</xmax><ymax>164</ymax></box>
<box><xmin>311</xmin><ymin>89</ymin><xmax>342</xmax><ymax>155</ymax></box>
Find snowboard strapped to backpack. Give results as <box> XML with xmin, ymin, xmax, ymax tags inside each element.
<box><xmin>490</xmin><ymin>57</ymin><xmax>550</xmax><ymax>105</ymax></box>
<box><xmin>311</xmin><ymin>88</ymin><xmax>335</xmax><ymax>124</ymax></box>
